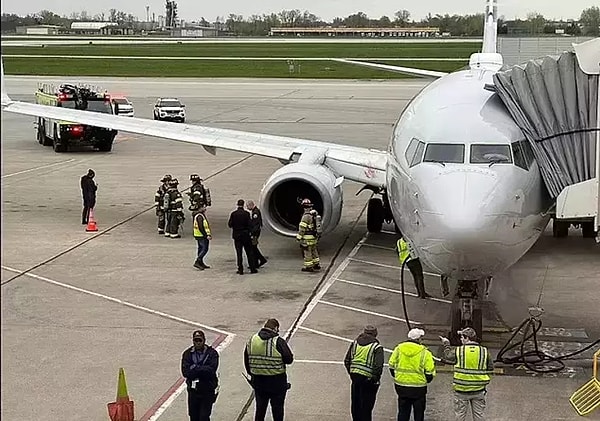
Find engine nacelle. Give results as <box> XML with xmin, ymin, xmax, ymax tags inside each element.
<box><xmin>259</xmin><ymin>163</ymin><xmax>343</xmax><ymax>237</ymax></box>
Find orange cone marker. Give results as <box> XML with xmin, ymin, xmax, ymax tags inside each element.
<box><xmin>86</xmin><ymin>208</ymin><xmax>98</xmax><ymax>232</ymax></box>
<box><xmin>107</xmin><ymin>368</ymin><xmax>134</xmax><ymax>421</ymax></box>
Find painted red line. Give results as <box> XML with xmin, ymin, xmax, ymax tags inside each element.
<box><xmin>139</xmin><ymin>333</ymin><xmax>227</xmax><ymax>421</ymax></box>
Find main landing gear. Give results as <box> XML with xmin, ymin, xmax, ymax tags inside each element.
<box><xmin>449</xmin><ymin>279</ymin><xmax>486</xmax><ymax>344</ymax></box>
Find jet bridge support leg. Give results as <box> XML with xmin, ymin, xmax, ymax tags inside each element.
<box><xmin>450</xmin><ymin>280</ymin><xmax>483</xmax><ymax>344</ymax></box>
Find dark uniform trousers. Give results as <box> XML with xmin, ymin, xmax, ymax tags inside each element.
<box><xmin>234</xmin><ymin>234</ymin><xmax>256</xmax><ymax>272</ymax></box>
<box><xmin>395</xmin><ymin>385</ymin><xmax>426</xmax><ymax>421</ymax></box>
<box><xmin>187</xmin><ymin>390</ymin><xmax>215</xmax><ymax>421</ymax></box>
<box><xmin>254</xmin><ymin>389</ymin><xmax>286</xmax><ymax>421</ymax></box>
<box><xmin>406</xmin><ymin>258</ymin><xmax>426</xmax><ymax>297</ymax></box>
<box><xmin>351</xmin><ymin>375</ymin><xmax>379</xmax><ymax>421</ymax></box>
<box><xmin>251</xmin><ymin>231</ymin><xmax>267</xmax><ymax>267</ymax></box>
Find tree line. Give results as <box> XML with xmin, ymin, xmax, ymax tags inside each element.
<box><xmin>2</xmin><ymin>6</ymin><xmax>599</xmax><ymax>36</ymax></box>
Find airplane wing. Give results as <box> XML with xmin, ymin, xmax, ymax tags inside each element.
<box><xmin>1</xmin><ymin>90</ymin><xmax>388</xmax><ymax>188</ymax></box>
<box><xmin>332</xmin><ymin>58</ymin><xmax>447</xmax><ymax>78</ymax></box>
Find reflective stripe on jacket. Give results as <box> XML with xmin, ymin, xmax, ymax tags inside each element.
<box><xmin>389</xmin><ymin>341</ymin><xmax>436</xmax><ymax>387</ymax></box>
<box><xmin>397</xmin><ymin>239</ymin><xmax>412</xmax><ymax>264</ymax></box>
<box><xmin>349</xmin><ymin>342</ymin><xmax>381</xmax><ymax>379</ymax></box>
<box><xmin>193</xmin><ymin>213</ymin><xmax>211</xmax><ymax>238</ymax></box>
<box><xmin>296</xmin><ymin>211</ymin><xmax>317</xmax><ymax>245</ymax></box>
<box><xmin>246</xmin><ymin>334</ymin><xmax>285</xmax><ymax>376</ymax></box>
<box><xmin>453</xmin><ymin>345</ymin><xmax>492</xmax><ymax>392</ymax></box>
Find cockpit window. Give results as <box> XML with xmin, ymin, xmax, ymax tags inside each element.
<box><xmin>424</xmin><ymin>143</ymin><xmax>465</xmax><ymax>164</ymax></box>
<box><xmin>405</xmin><ymin>138</ymin><xmax>426</xmax><ymax>167</ymax></box>
<box><xmin>512</xmin><ymin>140</ymin><xmax>534</xmax><ymax>170</ymax></box>
<box><xmin>470</xmin><ymin>144</ymin><xmax>512</xmax><ymax>164</ymax></box>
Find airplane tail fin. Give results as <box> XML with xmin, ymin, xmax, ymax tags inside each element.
<box><xmin>1</xmin><ymin>57</ymin><xmax>13</xmax><ymax>106</ymax></box>
<box><xmin>482</xmin><ymin>0</ymin><xmax>498</xmax><ymax>54</ymax></box>
<box><xmin>468</xmin><ymin>0</ymin><xmax>503</xmax><ymax>71</ymax></box>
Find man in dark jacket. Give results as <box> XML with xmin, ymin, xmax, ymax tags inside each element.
<box><xmin>344</xmin><ymin>325</ymin><xmax>384</xmax><ymax>421</ymax></box>
<box><xmin>244</xmin><ymin>318</ymin><xmax>294</xmax><ymax>421</ymax></box>
<box><xmin>227</xmin><ymin>199</ymin><xmax>257</xmax><ymax>274</ymax></box>
<box><xmin>247</xmin><ymin>200</ymin><xmax>268</xmax><ymax>268</ymax></box>
<box><xmin>80</xmin><ymin>169</ymin><xmax>97</xmax><ymax>224</ymax></box>
<box><xmin>181</xmin><ymin>330</ymin><xmax>219</xmax><ymax>421</ymax></box>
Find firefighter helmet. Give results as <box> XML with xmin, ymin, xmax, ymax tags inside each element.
<box><xmin>190</xmin><ymin>174</ymin><xmax>201</xmax><ymax>182</ymax></box>
<box><xmin>161</xmin><ymin>174</ymin><xmax>172</xmax><ymax>182</ymax></box>
<box><xmin>168</xmin><ymin>178</ymin><xmax>179</xmax><ymax>187</ymax></box>
<box><xmin>301</xmin><ymin>198</ymin><xmax>313</xmax><ymax>208</ymax></box>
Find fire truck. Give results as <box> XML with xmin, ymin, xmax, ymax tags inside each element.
<box><xmin>34</xmin><ymin>83</ymin><xmax>118</xmax><ymax>152</ymax></box>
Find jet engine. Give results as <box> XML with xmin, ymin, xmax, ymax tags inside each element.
<box><xmin>259</xmin><ymin>163</ymin><xmax>343</xmax><ymax>237</ymax></box>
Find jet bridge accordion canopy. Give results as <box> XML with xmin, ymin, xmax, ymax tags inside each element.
<box><xmin>493</xmin><ymin>49</ymin><xmax>599</xmax><ymax>199</ymax></box>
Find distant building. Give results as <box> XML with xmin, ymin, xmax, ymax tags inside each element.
<box><xmin>171</xmin><ymin>26</ymin><xmax>218</xmax><ymax>37</ymax></box>
<box><xmin>70</xmin><ymin>22</ymin><xmax>133</xmax><ymax>35</ymax></box>
<box><xmin>16</xmin><ymin>25</ymin><xmax>63</xmax><ymax>35</ymax></box>
<box><xmin>269</xmin><ymin>26</ymin><xmax>440</xmax><ymax>38</ymax></box>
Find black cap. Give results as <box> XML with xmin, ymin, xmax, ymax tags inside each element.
<box><xmin>237</xmin><ymin>199</ymin><xmax>245</xmax><ymax>207</ymax></box>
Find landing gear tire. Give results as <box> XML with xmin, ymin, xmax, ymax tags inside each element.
<box><xmin>367</xmin><ymin>198</ymin><xmax>384</xmax><ymax>233</ymax></box>
<box><xmin>472</xmin><ymin>308</ymin><xmax>483</xmax><ymax>342</ymax></box>
<box><xmin>582</xmin><ymin>221</ymin><xmax>597</xmax><ymax>238</ymax></box>
<box><xmin>552</xmin><ymin>220</ymin><xmax>569</xmax><ymax>238</ymax></box>
<box><xmin>52</xmin><ymin>125</ymin><xmax>66</xmax><ymax>153</ymax></box>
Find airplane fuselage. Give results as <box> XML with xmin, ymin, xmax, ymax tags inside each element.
<box><xmin>387</xmin><ymin>68</ymin><xmax>552</xmax><ymax>280</ymax></box>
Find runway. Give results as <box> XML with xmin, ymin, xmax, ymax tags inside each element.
<box><xmin>1</xmin><ymin>77</ymin><xmax>598</xmax><ymax>421</ymax></box>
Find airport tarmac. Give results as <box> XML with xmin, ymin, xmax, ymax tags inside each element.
<box><xmin>1</xmin><ymin>77</ymin><xmax>599</xmax><ymax>421</ymax></box>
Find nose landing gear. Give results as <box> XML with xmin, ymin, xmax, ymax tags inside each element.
<box><xmin>450</xmin><ymin>279</ymin><xmax>484</xmax><ymax>344</ymax></box>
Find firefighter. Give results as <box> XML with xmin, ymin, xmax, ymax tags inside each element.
<box><xmin>187</xmin><ymin>174</ymin><xmax>212</xmax><ymax>219</ymax></box>
<box><xmin>164</xmin><ymin>178</ymin><xmax>185</xmax><ymax>239</ymax></box>
<box><xmin>154</xmin><ymin>174</ymin><xmax>172</xmax><ymax>235</ymax></box>
<box><xmin>296</xmin><ymin>199</ymin><xmax>322</xmax><ymax>272</ymax></box>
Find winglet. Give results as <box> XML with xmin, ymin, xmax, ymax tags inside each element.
<box><xmin>1</xmin><ymin>57</ymin><xmax>13</xmax><ymax>107</ymax></box>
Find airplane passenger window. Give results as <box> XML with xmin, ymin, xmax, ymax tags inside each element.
<box><xmin>470</xmin><ymin>145</ymin><xmax>512</xmax><ymax>164</ymax></box>
<box><xmin>423</xmin><ymin>143</ymin><xmax>465</xmax><ymax>164</ymax></box>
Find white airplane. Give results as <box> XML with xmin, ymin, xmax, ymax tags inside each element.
<box><xmin>1</xmin><ymin>0</ymin><xmax>597</xmax><ymax>338</ymax></box>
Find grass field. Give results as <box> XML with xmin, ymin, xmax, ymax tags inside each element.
<box><xmin>2</xmin><ymin>42</ymin><xmax>476</xmax><ymax>78</ymax></box>
<box><xmin>2</xmin><ymin>42</ymin><xmax>480</xmax><ymax>58</ymax></box>
<box><xmin>2</xmin><ymin>57</ymin><xmax>468</xmax><ymax>78</ymax></box>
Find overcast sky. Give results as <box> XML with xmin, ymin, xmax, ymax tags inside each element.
<box><xmin>1</xmin><ymin>0</ymin><xmax>595</xmax><ymax>22</ymax></box>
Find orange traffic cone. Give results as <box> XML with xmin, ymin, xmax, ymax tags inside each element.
<box><xmin>86</xmin><ymin>208</ymin><xmax>98</xmax><ymax>232</ymax></box>
<box><xmin>107</xmin><ymin>368</ymin><xmax>135</xmax><ymax>421</ymax></box>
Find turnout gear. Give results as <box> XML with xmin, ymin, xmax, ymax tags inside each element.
<box><xmin>188</xmin><ymin>174</ymin><xmax>211</xmax><ymax>216</ymax></box>
<box><xmin>164</xmin><ymin>179</ymin><xmax>184</xmax><ymax>238</ymax></box>
<box><xmin>154</xmin><ymin>175</ymin><xmax>172</xmax><ymax>234</ymax></box>
<box><xmin>296</xmin><ymin>205</ymin><xmax>321</xmax><ymax>271</ymax></box>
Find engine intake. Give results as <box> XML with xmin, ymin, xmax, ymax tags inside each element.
<box><xmin>259</xmin><ymin>163</ymin><xmax>343</xmax><ymax>237</ymax></box>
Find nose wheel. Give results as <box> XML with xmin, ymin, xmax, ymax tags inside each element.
<box><xmin>449</xmin><ymin>280</ymin><xmax>483</xmax><ymax>344</ymax></box>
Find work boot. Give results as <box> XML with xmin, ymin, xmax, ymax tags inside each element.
<box><xmin>201</xmin><ymin>261</ymin><xmax>210</xmax><ymax>269</ymax></box>
<box><xmin>301</xmin><ymin>267</ymin><xmax>314</xmax><ymax>272</ymax></box>
<box><xmin>158</xmin><ymin>229</ymin><xmax>164</xmax><ymax>234</ymax></box>
<box><xmin>313</xmin><ymin>264</ymin><xmax>321</xmax><ymax>270</ymax></box>
<box><xmin>193</xmin><ymin>261</ymin><xmax>204</xmax><ymax>270</ymax></box>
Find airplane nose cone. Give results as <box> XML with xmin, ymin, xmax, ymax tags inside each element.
<box><xmin>425</xmin><ymin>169</ymin><xmax>500</xmax><ymax>238</ymax></box>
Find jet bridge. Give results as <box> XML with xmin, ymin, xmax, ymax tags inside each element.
<box><xmin>492</xmin><ymin>38</ymin><xmax>600</xmax><ymax>236</ymax></box>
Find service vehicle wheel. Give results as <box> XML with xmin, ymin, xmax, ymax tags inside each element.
<box><xmin>582</xmin><ymin>221</ymin><xmax>597</xmax><ymax>238</ymax></box>
<box><xmin>552</xmin><ymin>219</ymin><xmax>569</xmax><ymax>238</ymax></box>
<box><xmin>367</xmin><ymin>198</ymin><xmax>384</xmax><ymax>233</ymax></box>
<box><xmin>52</xmin><ymin>124</ymin><xmax>66</xmax><ymax>152</ymax></box>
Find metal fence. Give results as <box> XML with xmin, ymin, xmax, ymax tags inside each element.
<box><xmin>498</xmin><ymin>37</ymin><xmax>596</xmax><ymax>66</ymax></box>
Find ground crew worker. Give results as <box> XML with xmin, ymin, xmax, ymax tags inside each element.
<box><xmin>228</xmin><ymin>199</ymin><xmax>257</xmax><ymax>274</ymax></box>
<box><xmin>440</xmin><ymin>327</ymin><xmax>493</xmax><ymax>421</ymax></box>
<box><xmin>388</xmin><ymin>328</ymin><xmax>436</xmax><ymax>421</ymax></box>
<box><xmin>396</xmin><ymin>236</ymin><xmax>430</xmax><ymax>299</ymax></box>
<box><xmin>188</xmin><ymin>174</ymin><xmax>211</xmax><ymax>218</ymax></box>
<box><xmin>244</xmin><ymin>318</ymin><xmax>294</xmax><ymax>421</ymax></box>
<box><xmin>80</xmin><ymin>169</ymin><xmax>97</xmax><ymax>225</ymax></box>
<box><xmin>181</xmin><ymin>330</ymin><xmax>219</xmax><ymax>421</ymax></box>
<box><xmin>193</xmin><ymin>206</ymin><xmax>212</xmax><ymax>270</ymax></box>
<box><xmin>164</xmin><ymin>178</ymin><xmax>184</xmax><ymax>238</ymax></box>
<box><xmin>344</xmin><ymin>325</ymin><xmax>384</xmax><ymax>421</ymax></box>
<box><xmin>154</xmin><ymin>174</ymin><xmax>172</xmax><ymax>234</ymax></box>
<box><xmin>247</xmin><ymin>200</ymin><xmax>268</xmax><ymax>268</ymax></box>
<box><xmin>296</xmin><ymin>199</ymin><xmax>322</xmax><ymax>272</ymax></box>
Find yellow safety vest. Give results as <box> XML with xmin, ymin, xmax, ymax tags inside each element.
<box><xmin>246</xmin><ymin>334</ymin><xmax>285</xmax><ymax>376</ymax></box>
<box><xmin>453</xmin><ymin>345</ymin><xmax>492</xmax><ymax>392</ymax></box>
<box><xmin>193</xmin><ymin>213</ymin><xmax>211</xmax><ymax>238</ymax></box>
<box><xmin>397</xmin><ymin>239</ymin><xmax>411</xmax><ymax>264</ymax></box>
<box><xmin>389</xmin><ymin>342</ymin><xmax>436</xmax><ymax>387</ymax></box>
<box><xmin>349</xmin><ymin>342</ymin><xmax>381</xmax><ymax>379</ymax></box>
